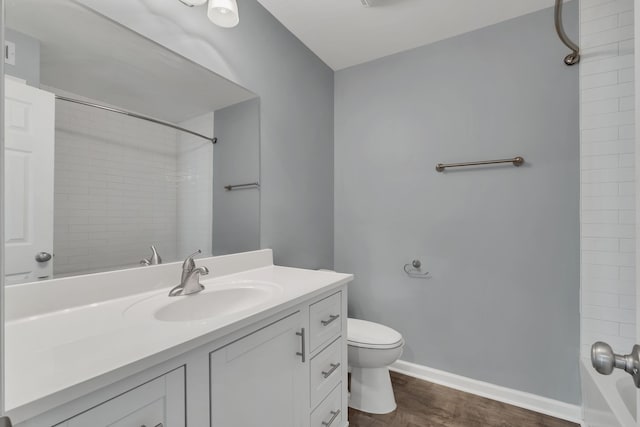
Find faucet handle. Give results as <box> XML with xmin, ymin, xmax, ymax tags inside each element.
<box><xmin>182</xmin><ymin>249</ymin><xmax>202</xmax><ymax>271</ymax></box>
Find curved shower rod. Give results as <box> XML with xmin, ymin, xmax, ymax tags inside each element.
<box><xmin>555</xmin><ymin>0</ymin><xmax>580</xmax><ymax>65</ymax></box>
<box><xmin>55</xmin><ymin>95</ymin><xmax>218</xmax><ymax>144</ymax></box>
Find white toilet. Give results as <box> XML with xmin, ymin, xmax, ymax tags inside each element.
<box><xmin>347</xmin><ymin>318</ymin><xmax>404</xmax><ymax>414</ymax></box>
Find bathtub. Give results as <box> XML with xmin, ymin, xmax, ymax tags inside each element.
<box><xmin>581</xmin><ymin>358</ymin><xmax>636</xmax><ymax>427</ymax></box>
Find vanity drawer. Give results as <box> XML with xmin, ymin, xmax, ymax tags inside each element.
<box><xmin>310</xmin><ymin>291</ymin><xmax>342</xmax><ymax>353</ymax></box>
<box><xmin>310</xmin><ymin>337</ymin><xmax>343</xmax><ymax>407</ymax></box>
<box><xmin>60</xmin><ymin>367</ymin><xmax>185</xmax><ymax>427</ymax></box>
<box><xmin>310</xmin><ymin>383</ymin><xmax>343</xmax><ymax>427</ymax></box>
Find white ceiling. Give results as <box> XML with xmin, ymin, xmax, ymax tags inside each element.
<box><xmin>6</xmin><ymin>0</ymin><xmax>256</xmax><ymax>122</ymax></box>
<box><xmin>256</xmin><ymin>0</ymin><xmax>556</xmax><ymax>70</ymax></box>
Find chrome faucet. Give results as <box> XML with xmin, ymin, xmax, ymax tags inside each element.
<box><xmin>140</xmin><ymin>245</ymin><xmax>162</xmax><ymax>266</ymax></box>
<box><xmin>169</xmin><ymin>250</ymin><xmax>209</xmax><ymax>296</ymax></box>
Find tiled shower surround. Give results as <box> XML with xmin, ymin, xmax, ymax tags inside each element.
<box><xmin>580</xmin><ymin>0</ymin><xmax>636</xmax><ymax>356</ymax></box>
<box><xmin>53</xmin><ymin>91</ymin><xmax>211</xmax><ymax>276</ymax></box>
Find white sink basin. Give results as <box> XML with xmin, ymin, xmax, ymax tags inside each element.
<box><xmin>125</xmin><ymin>280</ymin><xmax>282</xmax><ymax>323</ymax></box>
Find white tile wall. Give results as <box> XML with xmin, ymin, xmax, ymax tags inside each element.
<box><xmin>580</xmin><ymin>0</ymin><xmax>636</xmax><ymax>356</ymax></box>
<box><xmin>52</xmin><ymin>90</ymin><xmax>181</xmax><ymax>275</ymax></box>
<box><xmin>176</xmin><ymin>113</ymin><xmax>214</xmax><ymax>257</ymax></box>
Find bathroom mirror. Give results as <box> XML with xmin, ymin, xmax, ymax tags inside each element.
<box><xmin>3</xmin><ymin>0</ymin><xmax>261</xmax><ymax>284</ymax></box>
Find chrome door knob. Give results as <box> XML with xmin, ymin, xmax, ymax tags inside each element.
<box><xmin>591</xmin><ymin>342</ymin><xmax>614</xmax><ymax>374</ymax></box>
<box><xmin>591</xmin><ymin>341</ymin><xmax>640</xmax><ymax>388</ymax></box>
<box><xmin>35</xmin><ymin>252</ymin><xmax>52</xmax><ymax>263</ymax></box>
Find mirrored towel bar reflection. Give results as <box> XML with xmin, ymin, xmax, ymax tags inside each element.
<box><xmin>435</xmin><ymin>156</ymin><xmax>524</xmax><ymax>172</ymax></box>
<box><xmin>55</xmin><ymin>95</ymin><xmax>218</xmax><ymax>144</ymax></box>
<box><xmin>224</xmin><ymin>182</ymin><xmax>260</xmax><ymax>191</ymax></box>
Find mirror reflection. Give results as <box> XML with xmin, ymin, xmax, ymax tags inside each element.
<box><xmin>4</xmin><ymin>0</ymin><xmax>260</xmax><ymax>284</ymax></box>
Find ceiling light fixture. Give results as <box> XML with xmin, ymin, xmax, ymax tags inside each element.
<box><xmin>207</xmin><ymin>0</ymin><xmax>239</xmax><ymax>28</ymax></box>
<box><xmin>178</xmin><ymin>0</ymin><xmax>239</xmax><ymax>28</ymax></box>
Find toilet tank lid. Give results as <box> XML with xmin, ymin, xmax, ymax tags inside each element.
<box><xmin>348</xmin><ymin>318</ymin><xmax>403</xmax><ymax>347</ymax></box>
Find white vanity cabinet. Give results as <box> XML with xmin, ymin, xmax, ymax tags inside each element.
<box><xmin>210</xmin><ymin>311</ymin><xmax>307</xmax><ymax>426</ymax></box>
<box><xmin>209</xmin><ymin>289</ymin><xmax>348</xmax><ymax>427</ymax></box>
<box><xmin>12</xmin><ymin>283</ymin><xmax>349</xmax><ymax>427</ymax></box>
<box><xmin>308</xmin><ymin>291</ymin><xmax>346</xmax><ymax>427</ymax></box>
<box><xmin>54</xmin><ymin>368</ymin><xmax>185</xmax><ymax>427</ymax></box>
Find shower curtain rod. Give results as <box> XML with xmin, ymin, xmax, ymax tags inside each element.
<box><xmin>554</xmin><ymin>0</ymin><xmax>580</xmax><ymax>65</ymax></box>
<box><xmin>55</xmin><ymin>95</ymin><xmax>217</xmax><ymax>144</ymax></box>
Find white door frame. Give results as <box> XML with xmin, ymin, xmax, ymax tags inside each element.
<box><xmin>635</xmin><ymin>0</ymin><xmax>640</xmax><ymax>419</ymax></box>
<box><xmin>0</xmin><ymin>0</ymin><xmax>7</xmax><ymax>418</ymax></box>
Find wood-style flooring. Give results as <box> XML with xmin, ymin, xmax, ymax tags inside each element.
<box><xmin>348</xmin><ymin>372</ymin><xmax>579</xmax><ymax>427</ymax></box>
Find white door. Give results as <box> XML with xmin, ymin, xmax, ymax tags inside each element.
<box><xmin>210</xmin><ymin>312</ymin><xmax>307</xmax><ymax>427</ymax></box>
<box><xmin>3</xmin><ymin>78</ymin><xmax>55</xmax><ymax>284</ymax></box>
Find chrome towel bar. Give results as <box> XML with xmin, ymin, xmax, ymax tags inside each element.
<box><xmin>224</xmin><ymin>182</ymin><xmax>260</xmax><ymax>191</ymax></box>
<box><xmin>436</xmin><ymin>156</ymin><xmax>524</xmax><ymax>172</ymax></box>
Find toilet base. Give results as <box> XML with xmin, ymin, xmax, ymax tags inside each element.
<box><xmin>349</xmin><ymin>366</ymin><xmax>397</xmax><ymax>414</ymax></box>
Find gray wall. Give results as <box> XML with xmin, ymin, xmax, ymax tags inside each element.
<box><xmin>78</xmin><ymin>0</ymin><xmax>334</xmax><ymax>269</ymax></box>
<box><xmin>213</xmin><ymin>98</ymin><xmax>260</xmax><ymax>255</ymax></box>
<box><xmin>4</xmin><ymin>28</ymin><xmax>39</xmax><ymax>86</ymax></box>
<box><xmin>334</xmin><ymin>4</ymin><xmax>580</xmax><ymax>404</ymax></box>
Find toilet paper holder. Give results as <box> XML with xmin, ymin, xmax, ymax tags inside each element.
<box><xmin>403</xmin><ymin>260</ymin><xmax>430</xmax><ymax>279</ymax></box>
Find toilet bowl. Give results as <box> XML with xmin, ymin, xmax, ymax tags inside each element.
<box><xmin>348</xmin><ymin>318</ymin><xmax>404</xmax><ymax>414</ymax></box>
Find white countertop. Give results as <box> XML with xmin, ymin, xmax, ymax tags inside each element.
<box><xmin>5</xmin><ymin>250</ymin><xmax>352</xmax><ymax>419</ymax></box>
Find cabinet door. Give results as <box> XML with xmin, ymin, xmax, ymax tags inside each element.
<box><xmin>210</xmin><ymin>312</ymin><xmax>306</xmax><ymax>427</ymax></box>
<box><xmin>57</xmin><ymin>368</ymin><xmax>185</xmax><ymax>427</ymax></box>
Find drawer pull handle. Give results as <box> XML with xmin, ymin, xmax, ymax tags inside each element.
<box><xmin>322</xmin><ymin>362</ymin><xmax>341</xmax><ymax>378</ymax></box>
<box><xmin>296</xmin><ymin>328</ymin><xmax>306</xmax><ymax>363</ymax></box>
<box><xmin>321</xmin><ymin>409</ymin><xmax>341</xmax><ymax>426</ymax></box>
<box><xmin>140</xmin><ymin>424</ymin><xmax>162</xmax><ymax>427</ymax></box>
<box><xmin>321</xmin><ymin>314</ymin><xmax>340</xmax><ymax>326</ymax></box>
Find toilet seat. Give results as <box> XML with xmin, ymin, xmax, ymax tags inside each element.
<box><xmin>348</xmin><ymin>318</ymin><xmax>404</xmax><ymax>350</ymax></box>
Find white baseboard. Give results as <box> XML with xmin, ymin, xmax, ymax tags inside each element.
<box><xmin>390</xmin><ymin>360</ymin><xmax>583</xmax><ymax>424</ymax></box>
